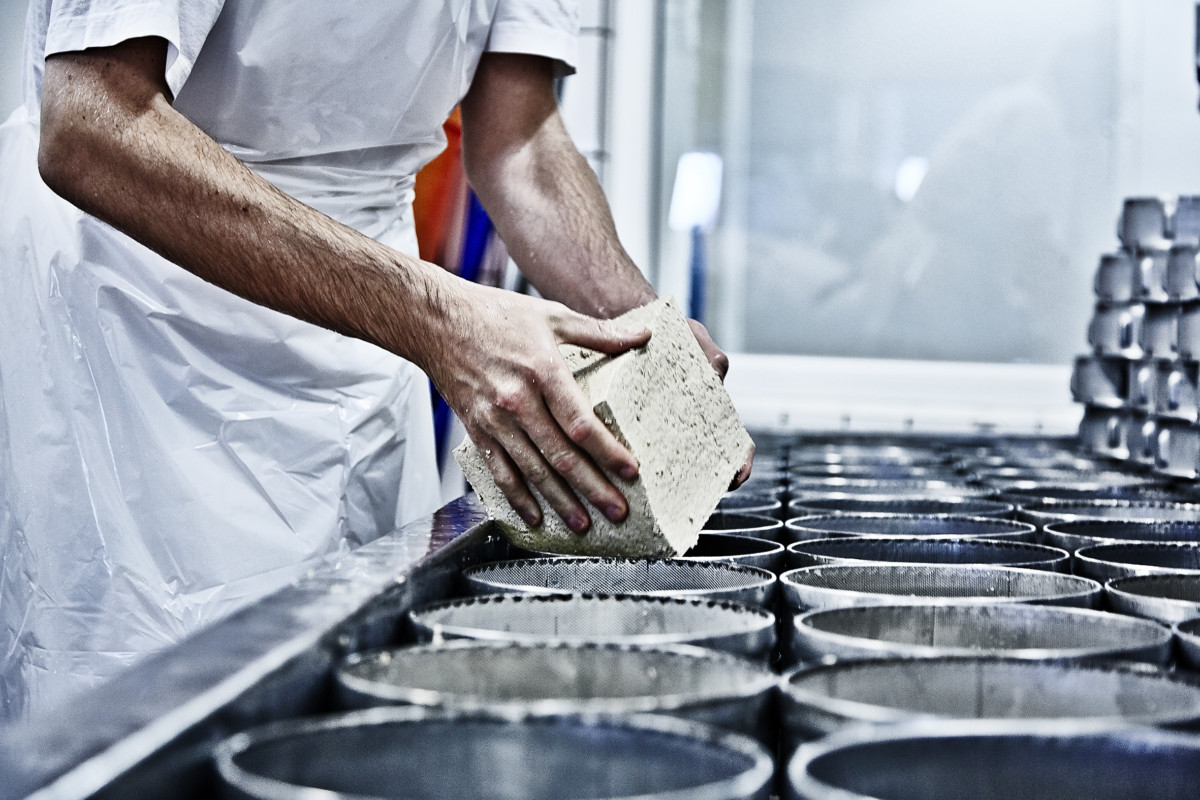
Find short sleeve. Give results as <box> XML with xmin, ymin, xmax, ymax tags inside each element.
<box><xmin>487</xmin><ymin>0</ymin><xmax>580</xmax><ymax>77</ymax></box>
<box><xmin>43</xmin><ymin>0</ymin><xmax>225</xmax><ymax>97</ymax></box>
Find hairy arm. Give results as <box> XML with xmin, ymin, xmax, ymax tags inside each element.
<box><xmin>461</xmin><ymin>53</ymin><xmax>751</xmax><ymax>483</ymax></box>
<box><xmin>38</xmin><ymin>37</ymin><xmax>651</xmax><ymax>532</ymax></box>
<box><xmin>40</xmin><ymin>39</ymin><xmax>455</xmax><ymax>363</ymax></box>
<box><xmin>459</xmin><ymin>55</ymin><xmax>652</xmax><ymax>315</ymax></box>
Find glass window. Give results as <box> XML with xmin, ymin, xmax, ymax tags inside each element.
<box><xmin>657</xmin><ymin>0</ymin><xmax>1200</xmax><ymax>363</ymax></box>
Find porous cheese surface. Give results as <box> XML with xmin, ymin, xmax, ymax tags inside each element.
<box><xmin>454</xmin><ymin>297</ymin><xmax>754</xmax><ymax>557</ymax></box>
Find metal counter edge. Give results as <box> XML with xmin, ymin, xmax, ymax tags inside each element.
<box><xmin>0</xmin><ymin>495</ymin><xmax>493</xmax><ymax>800</ymax></box>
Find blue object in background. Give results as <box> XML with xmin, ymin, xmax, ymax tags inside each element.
<box><xmin>669</xmin><ymin>152</ymin><xmax>722</xmax><ymax>326</ymax></box>
<box><xmin>458</xmin><ymin>191</ymin><xmax>493</xmax><ymax>285</ymax></box>
<box><xmin>688</xmin><ymin>225</ymin><xmax>706</xmax><ymax>323</ymax></box>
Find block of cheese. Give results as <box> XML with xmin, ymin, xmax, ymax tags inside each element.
<box><xmin>454</xmin><ymin>297</ymin><xmax>754</xmax><ymax>557</ymax></box>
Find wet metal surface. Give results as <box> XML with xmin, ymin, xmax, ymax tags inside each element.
<box><xmin>1105</xmin><ymin>574</ymin><xmax>1200</xmax><ymax>624</ymax></box>
<box><xmin>786</xmin><ymin>537</ymin><xmax>1069</xmax><ymax>572</ymax></box>
<box><xmin>780</xmin><ymin>656</ymin><xmax>1200</xmax><ymax>742</ymax></box>
<box><xmin>334</xmin><ymin>641</ymin><xmax>776</xmax><ymax>742</ymax></box>
<box><xmin>779</xmin><ymin>564</ymin><xmax>1099</xmax><ymax>611</ymax></box>
<box><xmin>789</xmin><ymin>721</ymin><xmax>1200</xmax><ymax>800</ymax></box>
<box><xmin>216</xmin><ymin>707</ymin><xmax>774</xmax><ymax>800</ymax></box>
<box><xmin>409</xmin><ymin>593</ymin><xmax>778</xmax><ymax>660</ymax></box>
<box><xmin>785</xmin><ymin>514</ymin><xmax>1036</xmax><ymax>543</ymax></box>
<box><xmin>3</xmin><ymin>431</ymin><xmax>1193</xmax><ymax>800</ymax></box>
<box><xmin>0</xmin><ymin>496</ymin><xmax>491</xmax><ymax>800</ymax></box>
<box><xmin>790</xmin><ymin>603</ymin><xmax>1172</xmax><ymax>665</ymax></box>
<box><xmin>462</xmin><ymin>558</ymin><xmax>777</xmax><ymax>607</ymax></box>
<box><xmin>787</xmin><ymin>495</ymin><xmax>1014</xmax><ymax>519</ymax></box>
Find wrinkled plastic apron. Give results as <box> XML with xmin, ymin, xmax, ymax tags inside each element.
<box><xmin>0</xmin><ymin>105</ymin><xmax>439</xmax><ymax>721</ymax></box>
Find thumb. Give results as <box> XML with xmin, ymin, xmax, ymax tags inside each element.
<box><xmin>554</xmin><ymin>311</ymin><xmax>652</xmax><ymax>355</ymax></box>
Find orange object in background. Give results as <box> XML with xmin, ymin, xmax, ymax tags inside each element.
<box><xmin>413</xmin><ymin>107</ymin><xmax>467</xmax><ymax>270</ymax></box>
<box><xmin>414</xmin><ymin>106</ymin><xmax>513</xmax><ymax>469</ymax></box>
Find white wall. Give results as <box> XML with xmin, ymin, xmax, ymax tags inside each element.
<box><xmin>559</xmin><ymin>0</ymin><xmax>659</xmax><ymax>279</ymax></box>
<box><xmin>604</xmin><ymin>0</ymin><xmax>658</xmax><ymax>276</ymax></box>
<box><xmin>0</xmin><ymin>0</ymin><xmax>27</xmax><ymax>116</ymax></box>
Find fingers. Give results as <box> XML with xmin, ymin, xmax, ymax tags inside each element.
<box><xmin>520</xmin><ymin>407</ymin><xmax>631</xmax><ymax>531</ymax></box>
<box><xmin>708</xmin><ymin>348</ymin><xmax>730</xmax><ymax>380</ymax></box>
<box><xmin>730</xmin><ymin>446</ymin><xmax>755</xmax><ymax>490</ymax></box>
<box><xmin>540</xmin><ymin>363</ymin><xmax>640</xmax><ymax>482</ymax></box>
<box><xmin>530</xmin><ymin>361</ymin><xmax>635</xmax><ymax>526</ymax></box>
<box><xmin>473</xmin><ymin>431</ymin><xmax>543</xmax><ymax>528</ymax></box>
<box><xmin>553</xmin><ymin>309</ymin><xmax>651</xmax><ymax>355</ymax></box>
<box><xmin>687</xmin><ymin>318</ymin><xmax>729</xmax><ymax>380</ymax></box>
<box><xmin>481</xmin><ymin>421</ymin><xmax>627</xmax><ymax>535</ymax></box>
<box><xmin>680</xmin><ymin>316</ymin><xmax>741</xmax><ymax>487</ymax></box>
<box><xmin>473</xmin><ymin>363</ymin><xmax>635</xmax><ymax>535</ymax></box>
<box><xmin>500</xmin><ymin>428</ymin><xmax>593</xmax><ymax>535</ymax></box>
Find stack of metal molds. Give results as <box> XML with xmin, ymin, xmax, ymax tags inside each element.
<box><xmin>1075</xmin><ymin>196</ymin><xmax>1200</xmax><ymax>477</ymax></box>
<box><xmin>765</xmin><ymin>435</ymin><xmax>1200</xmax><ymax>800</ymax></box>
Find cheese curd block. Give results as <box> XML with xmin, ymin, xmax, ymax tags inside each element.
<box><xmin>455</xmin><ymin>297</ymin><xmax>754</xmax><ymax>557</ymax></box>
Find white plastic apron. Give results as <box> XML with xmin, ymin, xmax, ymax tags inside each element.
<box><xmin>0</xmin><ymin>0</ymin><xmax>512</xmax><ymax>720</ymax></box>
<box><xmin>0</xmin><ymin>104</ymin><xmax>440</xmax><ymax>722</ymax></box>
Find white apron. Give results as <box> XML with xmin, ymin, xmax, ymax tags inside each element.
<box><xmin>0</xmin><ymin>0</ymin><xmax>578</xmax><ymax>721</ymax></box>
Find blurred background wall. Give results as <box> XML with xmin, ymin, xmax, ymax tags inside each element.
<box><xmin>656</xmin><ymin>0</ymin><xmax>1200</xmax><ymax>364</ymax></box>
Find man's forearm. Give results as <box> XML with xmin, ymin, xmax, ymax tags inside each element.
<box><xmin>461</xmin><ymin>54</ymin><xmax>656</xmax><ymax>320</ymax></box>
<box><xmin>461</xmin><ymin>53</ymin><xmax>732</xmax><ymax>381</ymax></box>
<box><xmin>39</xmin><ymin>39</ymin><xmax>458</xmax><ymax>374</ymax></box>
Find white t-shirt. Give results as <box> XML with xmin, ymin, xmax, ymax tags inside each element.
<box><xmin>26</xmin><ymin>0</ymin><xmax>579</xmax><ymax>237</ymax></box>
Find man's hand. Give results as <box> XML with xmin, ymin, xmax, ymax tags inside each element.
<box><xmin>426</xmin><ymin>284</ymin><xmax>650</xmax><ymax>533</ymax></box>
<box><xmin>687</xmin><ymin>318</ymin><xmax>729</xmax><ymax>380</ymax></box>
<box><xmin>687</xmin><ymin>317</ymin><xmax>753</xmax><ymax>488</ymax></box>
<box><xmin>461</xmin><ymin>52</ymin><xmax>751</xmax><ymax>501</ymax></box>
